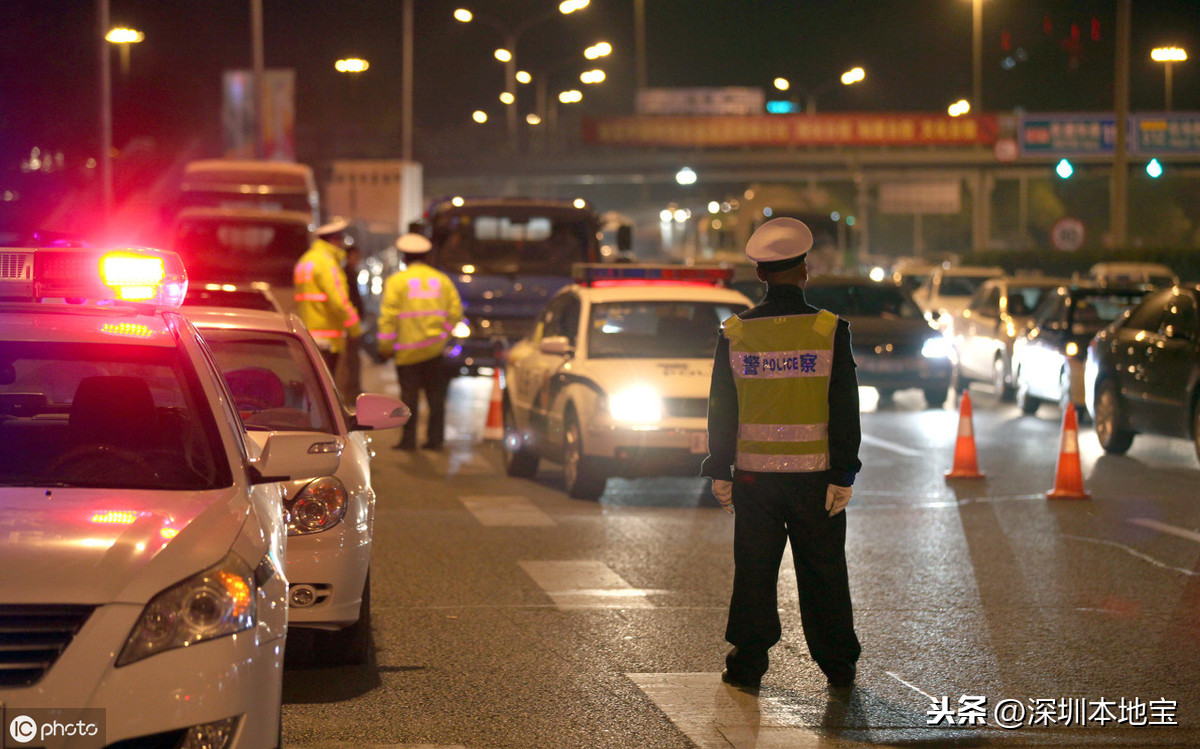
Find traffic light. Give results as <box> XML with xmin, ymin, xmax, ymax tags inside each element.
<box><xmin>1146</xmin><ymin>159</ymin><xmax>1164</xmax><ymax>178</ymax></box>
<box><xmin>1056</xmin><ymin>159</ymin><xmax>1074</xmax><ymax>179</ymax></box>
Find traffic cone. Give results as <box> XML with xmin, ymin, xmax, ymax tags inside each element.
<box><xmin>483</xmin><ymin>368</ymin><xmax>504</xmax><ymax>441</ymax></box>
<box><xmin>1046</xmin><ymin>402</ymin><xmax>1090</xmax><ymax>500</ymax></box>
<box><xmin>945</xmin><ymin>390</ymin><xmax>985</xmax><ymax>479</ymax></box>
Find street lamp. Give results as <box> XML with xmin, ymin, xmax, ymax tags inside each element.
<box><xmin>334</xmin><ymin>58</ymin><xmax>370</xmax><ymax>73</ymax></box>
<box><xmin>105</xmin><ymin>26</ymin><xmax>144</xmax><ymax>75</ymax></box>
<box><xmin>532</xmin><ymin>42</ymin><xmax>610</xmax><ymax>142</ymax></box>
<box><xmin>453</xmin><ymin>1</ymin><xmax>590</xmax><ymax>150</ymax></box>
<box><xmin>1151</xmin><ymin>46</ymin><xmax>1187</xmax><ymax>112</ymax></box>
<box><xmin>803</xmin><ymin>66</ymin><xmax>866</xmax><ymax>114</ymax></box>
<box><xmin>948</xmin><ymin>99</ymin><xmax>971</xmax><ymax>116</ymax></box>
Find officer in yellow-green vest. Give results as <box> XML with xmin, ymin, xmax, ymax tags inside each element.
<box><xmin>701</xmin><ymin>217</ymin><xmax>863</xmax><ymax>692</ymax></box>
<box><xmin>294</xmin><ymin>217</ymin><xmax>362</xmax><ymax>374</ymax></box>
<box><xmin>378</xmin><ymin>232</ymin><xmax>463</xmax><ymax>451</ymax></box>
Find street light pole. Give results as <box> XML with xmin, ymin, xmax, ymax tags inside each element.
<box><xmin>250</xmin><ymin>0</ymin><xmax>266</xmax><ymax>159</ymax></box>
<box><xmin>98</xmin><ymin>0</ymin><xmax>113</xmax><ymax>228</ymax></box>
<box><xmin>971</xmin><ymin>0</ymin><xmax>983</xmax><ymax>109</ymax></box>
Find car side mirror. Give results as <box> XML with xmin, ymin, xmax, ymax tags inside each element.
<box><xmin>251</xmin><ymin>431</ymin><xmax>342</xmax><ymax>483</ymax></box>
<box><xmin>351</xmin><ymin>393</ymin><xmax>411</xmax><ymax>431</ymax></box>
<box><xmin>539</xmin><ymin>335</ymin><xmax>573</xmax><ymax>356</ymax></box>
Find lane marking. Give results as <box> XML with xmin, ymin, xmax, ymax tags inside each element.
<box><xmin>1128</xmin><ymin>517</ymin><xmax>1200</xmax><ymax>545</ymax></box>
<box><xmin>520</xmin><ymin>560</ymin><xmax>658</xmax><ymax>609</ymax></box>
<box><xmin>1063</xmin><ymin>533</ymin><xmax>1200</xmax><ymax>577</ymax></box>
<box><xmin>461</xmin><ymin>495</ymin><xmax>555</xmax><ymax>526</ymax></box>
<box><xmin>860</xmin><ymin>433</ymin><xmax>926</xmax><ymax>458</ymax></box>
<box><xmin>627</xmin><ymin>672</ymin><xmax>827</xmax><ymax>748</ymax></box>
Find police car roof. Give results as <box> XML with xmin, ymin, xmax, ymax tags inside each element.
<box><xmin>181</xmin><ymin>305</ymin><xmax>300</xmax><ymax>336</ymax></box>
<box><xmin>573</xmin><ymin>283</ymin><xmax>753</xmax><ymax>306</ymax></box>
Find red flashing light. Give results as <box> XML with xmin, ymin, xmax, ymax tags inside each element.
<box><xmin>0</xmin><ymin>246</ymin><xmax>189</xmax><ymax>309</ymax></box>
<box><xmin>1001</xmin><ymin>30</ymin><xmax>1011</xmax><ymax>53</ymax></box>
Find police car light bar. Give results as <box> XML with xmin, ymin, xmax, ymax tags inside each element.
<box><xmin>574</xmin><ymin>263</ymin><xmax>733</xmax><ymax>287</ymax></box>
<box><xmin>0</xmin><ymin>246</ymin><xmax>188</xmax><ymax>308</ymax></box>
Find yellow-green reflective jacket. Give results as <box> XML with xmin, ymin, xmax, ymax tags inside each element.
<box><xmin>723</xmin><ymin>310</ymin><xmax>838</xmax><ymax>472</ymax></box>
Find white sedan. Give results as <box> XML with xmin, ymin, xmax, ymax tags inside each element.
<box><xmin>503</xmin><ymin>265</ymin><xmax>751</xmax><ymax>499</ymax></box>
<box><xmin>0</xmin><ymin>245</ymin><xmax>339</xmax><ymax>747</ymax></box>
<box><xmin>185</xmin><ymin>307</ymin><xmax>408</xmax><ymax>665</ymax></box>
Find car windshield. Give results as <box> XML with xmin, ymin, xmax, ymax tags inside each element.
<box><xmin>939</xmin><ymin>275</ymin><xmax>991</xmax><ymax>297</ymax></box>
<box><xmin>1068</xmin><ymin>291</ymin><xmax>1147</xmax><ymax>334</ymax></box>
<box><xmin>804</xmin><ymin>284</ymin><xmax>926</xmax><ymax>320</ymax></box>
<box><xmin>0</xmin><ymin>341</ymin><xmax>230</xmax><ymax>489</ymax></box>
<box><xmin>588</xmin><ymin>300</ymin><xmax>747</xmax><ymax>359</ymax></box>
<box><xmin>199</xmin><ymin>330</ymin><xmax>336</xmax><ymax>433</ymax></box>
<box><xmin>434</xmin><ymin>212</ymin><xmax>593</xmax><ymax>276</ymax></box>
<box><xmin>1008</xmin><ymin>285</ymin><xmax>1058</xmax><ymax>317</ymax></box>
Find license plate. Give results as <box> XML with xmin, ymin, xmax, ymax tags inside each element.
<box><xmin>860</xmin><ymin>357</ymin><xmax>908</xmax><ymax>373</ymax></box>
<box><xmin>689</xmin><ymin>432</ymin><xmax>708</xmax><ymax>454</ymax></box>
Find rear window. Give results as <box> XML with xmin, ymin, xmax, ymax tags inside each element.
<box><xmin>0</xmin><ymin>341</ymin><xmax>231</xmax><ymax>489</ymax></box>
<box><xmin>804</xmin><ymin>284</ymin><xmax>925</xmax><ymax>320</ymax></box>
<box><xmin>199</xmin><ymin>330</ymin><xmax>336</xmax><ymax>433</ymax></box>
<box><xmin>588</xmin><ymin>300</ymin><xmax>746</xmax><ymax>359</ymax></box>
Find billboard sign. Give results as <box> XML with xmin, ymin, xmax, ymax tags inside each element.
<box><xmin>1018</xmin><ymin>114</ymin><xmax>1118</xmax><ymax>155</ymax></box>
<box><xmin>1132</xmin><ymin>114</ymin><xmax>1200</xmax><ymax>153</ymax></box>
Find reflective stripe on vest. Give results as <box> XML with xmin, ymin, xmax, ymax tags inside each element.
<box><xmin>294</xmin><ymin>292</ymin><xmax>329</xmax><ymax>302</ymax></box>
<box><xmin>725</xmin><ymin>311</ymin><xmax>837</xmax><ymax>473</ymax></box>
<box><xmin>309</xmin><ymin>329</ymin><xmax>343</xmax><ymax>339</ymax></box>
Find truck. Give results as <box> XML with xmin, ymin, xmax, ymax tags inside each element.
<box><xmin>423</xmin><ymin>197</ymin><xmax>605</xmax><ymax>374</ymax></box>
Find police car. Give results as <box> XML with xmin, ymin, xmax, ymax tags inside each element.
<box><xmin>502</xmin><ymin>265</ymin><xmax>752</xmax><ymax>499</ymax></box>
<box><xmin>0</xmin><ymin>246</ymin><xmax>341</xmax><ymax>747</ymax></box>
<box><xmin>184</xmin><ymin>306</ymin><xmax>409</xmax><ymax>665</ymax></box>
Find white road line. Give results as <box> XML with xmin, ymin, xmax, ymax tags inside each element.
<box><xmin>460</xmin><ymin>495</ymin><xmax>555</xmax><ymax>526</ymax></box>
<box><xmin>520</xmin><ymin>560</ymin><xmax>657</xmax><ymax>609</ymax></box>
<box><xmin>1128</xmin><ymin>517</ymin><xmax>1200</xmax><ymax>545</ymax></box>
<box><xmin>860</xmin><ymin>433</ymin><xmax>926</xmax><ymax>458</ymax></box>
<box><xmin>886</xmin><ymin>671</ymin><xmax>938</xmax><ymax>704</ymax></box>
<box><xmin>1063</xmin><ymin>533</ymin><xmax>1200</xmax><ymax>577</ymax></box>
<box><xmin>627</xmin><ymin>672</ymin><xmax>828</xmax><ymax>748</ymax></box>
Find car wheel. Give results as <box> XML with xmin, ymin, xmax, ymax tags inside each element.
<box><xmin>992</xmin><ymin>356</ymin><xmax>1015</xmax><ymax>402</ymax></box>
<box><xmin>1094</xmin><ymin>380</ymin><xmax>1135</xmax><ymax>455</ymax></box>
<box><xmin>322</xmin><ymin>570</ymin><xmax>372</xmax><ymax>666</ymax></box>
<box><xmin>923</xmin><ymin>387</ymin><xmax>948</xmax><ymax>408</ymax></box>
<box><xmin>1015</xmin><ymin>367</ymin><xmax>1041</xmax><ymax>415</ymax></box>
<box><xmin>563</xmin><ymin>415</ymin><xmax>606</xmax><ymax>500</ymax></box>
<box><xmin>502</xmin><ymin>401</ymin><xmax>539</xmax><ymax>478</ymax></box>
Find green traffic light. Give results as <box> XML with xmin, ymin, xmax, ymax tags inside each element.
<box><xmin>1055</xmin><ymin>159</ymin><xmax>1074</xmax><ymax>179</ymax></box>
<box><xmin>1146</xmin><ymin>158</ymin><xmax>1163</xmax><ymax>178</ymax></box>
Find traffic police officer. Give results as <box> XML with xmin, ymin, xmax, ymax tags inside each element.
<box><xmin>294</xmin><ymin>217</ymin><xmax>362</xmax><ymax>373</ymax></box>
<box><xmin>701</xmin><ymin>217</ymin><xmax>863</xmax><ymax>690</ymax></box>
<box><xmin>378</xmin><ymin>232</ymin><xmax>463</xmax><ymax>451</ymax></box>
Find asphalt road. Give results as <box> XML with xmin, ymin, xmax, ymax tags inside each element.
<box><xmin>281</xmin><ymin>364</ymin><xmax>1200</xmax><ymax>748</ymax></box>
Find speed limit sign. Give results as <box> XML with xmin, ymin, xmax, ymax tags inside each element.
<box><xmin>1051</xmin><ymin>217</ymin><xmax>1086</xmax><ymax>251</ymax></box>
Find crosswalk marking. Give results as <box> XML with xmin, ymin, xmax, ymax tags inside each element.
<box><xmin>519</xmin><ymin>560</ymin><xmax>660</xmax><ymax>609</ymax></box>
<box><xmin>461</xmin><ymin>495</ymin><xmax>555</xmax><ymax>526</ymax></box>
<box><xmin>627</xmin><ymin>672</ymin><xmax>828</xmax><ymax>748</ymax></box>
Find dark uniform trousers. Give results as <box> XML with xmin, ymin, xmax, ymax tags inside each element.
<box><xmin>726</xmin><ymin>470</ymin><xmax>861</xmax><ymax>678</ymax></box>
<box><xmin>395</xmin><ymin>356</ymin><xmax>451</xmax><ymax>449</ymax></box>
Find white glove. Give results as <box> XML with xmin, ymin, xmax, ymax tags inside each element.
<box><xmin>711</xmin><ymin>479</ymin><xmax>734</xmax><ymax>514</ymax></box>
<box><xmin>825</xmin><ymin>484</ymin><xmax>852</xmax><ymax>517</ymax></box>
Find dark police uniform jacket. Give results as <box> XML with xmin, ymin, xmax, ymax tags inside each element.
<box><xmin>701</xmin><ymin>283</ymin><xmax>862</xmax><ymax>487</ymax></box>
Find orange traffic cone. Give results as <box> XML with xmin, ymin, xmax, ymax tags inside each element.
<box><xmin>1046</xmin><ymin>402</ymin><xmax>1090</xmax><ymax>500</ymax></box>
<box><xmin>483</xmin><ymin>368</ymin><xmax>504</xmax><ymax>441</ymax></box>
<box><xmin>945</xmin><ymin>391</ymin><xmax>985</xmax><ymax>479</ymax></box>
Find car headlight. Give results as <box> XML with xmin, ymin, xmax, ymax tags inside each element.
<box><xmin>1065</xmin><ymin>341</ymin><xmax>1079</xmax><ymax>358</ymax></box>
<box><xmin>607</xmin><ymin>385</ymin><xmax>663</xmax><ymax>423</ymax></box>
<box><xmin>284</xmin><ymin>476</ymin><xmax>348</xmax><ymax>535</ymax></box>
<box><xmin>921</xmin><ymin>336</ymin><xmax>951</xmax><ymax>359</ymax></box>
<box><xmin>117</xmin><ymin>552</ymin><xmax>256</xmax><ymax>666</ymax></box>
<box><xmin>451</xmin><ymin>320</ymin><xmax>471</xmax><ymax>338</ymax></box>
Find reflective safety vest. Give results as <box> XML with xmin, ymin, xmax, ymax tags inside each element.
<box><xmin>723</xmin><ymin>310</ymin><xmax>838</xmax><ymax>472</ymax></box>
<box><xmin>294</xmin><ymin>239</ymin><xmax>362</xmax><ymax>354</ymax></box>
<box><xmin>377</xmin><ymin>262</ymin><xmax>464</xmax><ymax>366</ymax></box>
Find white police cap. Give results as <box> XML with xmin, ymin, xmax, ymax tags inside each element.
<box><xmin>745</xmin><ymin>217</ymin><xmax>814</xmax><ymax>265</ymax></box>
<box><xmin>315</xmin><ymin>217</ymin><xmax>350</xmax><ymax>236</ymax></box>
<box><xmin>395</xmin><ymin>233</ymin><xmax>432</xmax><ymax>254</ymax></box>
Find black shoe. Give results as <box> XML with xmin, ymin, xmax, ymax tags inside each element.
<box><xmin>721</xmin><ymin>668</ymin><xmax>761</xmax><ymax>690</ymax></box>
<box><xmin>823</xmin><ymin>664</ymin><xmax>856</xmax><ymax>689</ymax></box>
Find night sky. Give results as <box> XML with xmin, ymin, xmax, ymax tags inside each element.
<box><xmin>1</xmin><ymin>1</ymin><xmax>1197</xmax><ymax>173</ymax></box>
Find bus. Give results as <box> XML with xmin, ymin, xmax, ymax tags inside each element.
<box><xmin>178</xmin><ymin>159</ymin><xmax>319</xmax><ymax>227</ymax></box>
<box><xmin>424</xmin><ymin>197</ymin><xmax>603</xmax><ymax>374</ymax></box>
